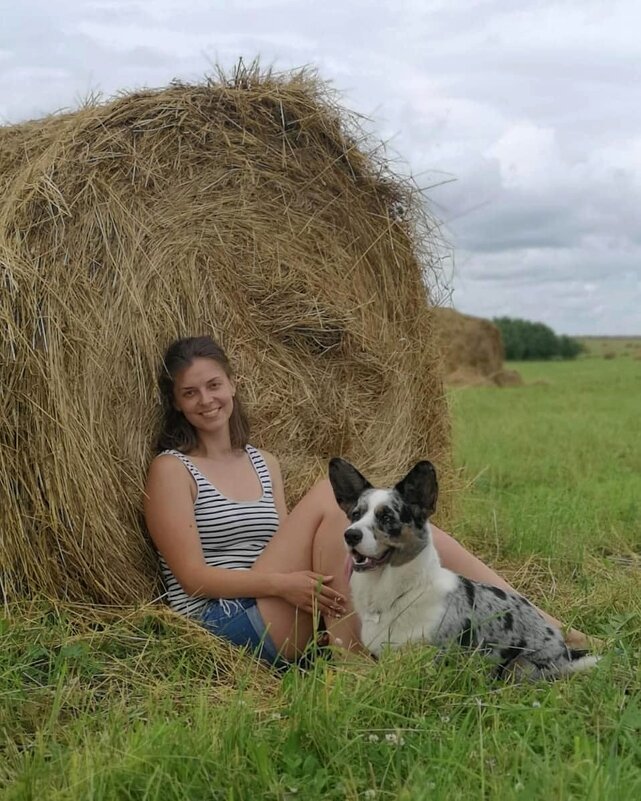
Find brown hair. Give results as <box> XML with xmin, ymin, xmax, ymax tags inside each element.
<box><xmin>155</xmin><ymin>336</ymin><xmax>250</xmax><ymax>453</ymax></box>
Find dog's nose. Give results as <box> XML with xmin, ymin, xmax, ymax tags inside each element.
<box><xmin>344</xmin><ymin>528</ymin><xmax>362</xmax><ymax>547</ymax></box>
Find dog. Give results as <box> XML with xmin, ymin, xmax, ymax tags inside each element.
<box><xmin>328</xmin><ymin>457</ymin><xmax>598</xmax><ymax>680</ymax></box>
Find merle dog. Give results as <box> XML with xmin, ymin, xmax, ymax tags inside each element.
<box><xmin>329</xmin><ymin>457</ymin><xmax>598</xmax><ymax>680</ymax></box>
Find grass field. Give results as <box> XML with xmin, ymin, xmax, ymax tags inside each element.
<box><xmin>2</xmin><ymin>358</ymin><xmax>640</xmax><ymax>800</ymax></box>
<box><xmin>577</xmin><ymin>336</ymin><xmax>641</xmax><ymax>359</ymax></box>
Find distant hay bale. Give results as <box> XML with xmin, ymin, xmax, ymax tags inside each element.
<box><xmin>432</xmin><ymin>307</ymin><xmax>519</xmax><ymax>387</ymax></box>
<box><xmin>0</xmin><ymin>66</ymin><xmax>450</xmax><ymax>605</ymax></box>
<box><xmin>491</xmin><ymin>369</ymin><xmax>523</xmax><ymax>388</ymax></box>
<box><xmin>444</xmin><ymin>367</ymin><xmax>493</xmax><ymax>388</ymax></box>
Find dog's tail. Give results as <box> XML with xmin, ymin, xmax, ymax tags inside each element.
<box><xmin>561</xmin><ymin>648</ymin><xmax>601</xmax><ymax>675</ymax></box>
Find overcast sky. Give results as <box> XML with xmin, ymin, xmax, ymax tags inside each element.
<box><xmin>2</xmin><ymin>0</ymin><xmax>639</xmax><ymax>335</ymax></box>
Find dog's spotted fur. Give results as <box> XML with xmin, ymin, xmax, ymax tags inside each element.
<box><xmin>329</xmin><ymin>458</ymin><xmax>598</xmax><ymax>680</ymax></box>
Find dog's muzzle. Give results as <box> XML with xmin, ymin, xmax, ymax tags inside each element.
<box><xmin>345</xmin><ymin>529</ymin><xmax>392</xmax><ymax>571</ymax></box>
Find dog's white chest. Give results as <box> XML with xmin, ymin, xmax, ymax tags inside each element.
<box><xmin>360</xmin><ymin>608</ymin><xmax>381</xmax><ymax>626</ymax></box>
<box><xmin>351</xmin><ymin>561</ymin><xmax>457</xmax><ymax>657</ymax></box>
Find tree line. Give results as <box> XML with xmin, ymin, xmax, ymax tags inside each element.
<box><xmin>492</xmin><ymin>317</ymin><xmax>584</xmax><ymax>361</ymax></box>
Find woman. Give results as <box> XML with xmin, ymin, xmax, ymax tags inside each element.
<box><xmin>144</xmin><ymin>335</ymin><xmax>587</xmax><ymax>668</ymax></box>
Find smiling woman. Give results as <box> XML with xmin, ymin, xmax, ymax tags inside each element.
<box><xmin>145</xmin><ymin>335</ymin><xmax>362</xmax><ymax>666</ymax></box>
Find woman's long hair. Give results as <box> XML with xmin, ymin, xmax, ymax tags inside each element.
<box><xmin>155</xmin><ymin>336</ymin><xmax>250</xmax><ymax>454</ymax></box>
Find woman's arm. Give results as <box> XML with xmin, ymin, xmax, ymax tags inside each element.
<box><xmin>144</xmin><ymin>455</ymin><xmax>340</xmax><ymax>615</ymax></box>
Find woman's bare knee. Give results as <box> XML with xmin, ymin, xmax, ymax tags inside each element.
<box><xmin>257</xmin><ymin>597</ymin><xmax>316</xmax><ymax>658</ymax></box>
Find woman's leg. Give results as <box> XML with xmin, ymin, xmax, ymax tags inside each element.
<box><xmin>431</xmin><ymin>525</ymin><xmax>589</xmax><ymax>647</ymax></box>
<box><xmin>251</xmin><ymin>480</ymin><xmax>362</xmax><ymax>660</ymax></box>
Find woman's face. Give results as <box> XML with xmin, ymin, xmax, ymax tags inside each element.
<box><xmin>173</xmin><ymin>357</ymin><xmax>236</xmax><ymax>437</ymax></box>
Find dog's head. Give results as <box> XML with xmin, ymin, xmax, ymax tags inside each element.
<box><xmin>328</xmin><ymin>458</ymin><xmax>438</xmax><ymax>572</ymax></box>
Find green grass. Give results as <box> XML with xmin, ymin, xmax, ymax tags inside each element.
<box><xmin>449</xmin><ymin>359</ymin><xmax>641</xmax><ymax>563</ymax></box>
<box><xmin>2</xmin><ymin>358</ymin><xmax>641</xmax><ymax>800</ymax></box>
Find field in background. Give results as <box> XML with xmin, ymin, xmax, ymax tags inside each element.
<box><xmin>449</xmin><ymin>358</ymin><xmax>640</xmax><ymax>568</ymax></box>
<box><xmin>578</xmin><ymin>336</ymin><xmax>641</xmax><ymax>359</ymax></box>
<box><xmin>2</xmin><ymin>358</ymin><xmax>640</xmax><ymax>800</ymax></box>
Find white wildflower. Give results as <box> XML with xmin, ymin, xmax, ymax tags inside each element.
<box><xmin>364</xmin><ymin>790</ymin><xmax>376</xmax><ymax>800</ymax></box>
<box><xmin>531</xmin><ymin>701</ymin><xmax>541</xmax><ymax>708</ymax></box>
<box><xmin>367</xmin><ymin>733</ymin><xmax>380</xmax><ymax>743</ymax></box>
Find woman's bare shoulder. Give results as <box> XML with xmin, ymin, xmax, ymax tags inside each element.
<box><xmin>147</xmin><ymin>451</ymin><xmax>189</xmax><ymax>481</ymax></box>
<box><xmin>145</xmin><ymin>452</ymin><xmax>195</xmax><ymax>510</ymax></box>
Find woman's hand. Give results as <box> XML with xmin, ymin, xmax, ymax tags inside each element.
<box><xmin>277</xmin><ymin>571</ymin><xmax>346</xmax><ymax>618</ymax></box>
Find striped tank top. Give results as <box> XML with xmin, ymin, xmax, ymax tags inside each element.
<box><xmin>157</xmin><ymin>445</ymin><xmax>280</xmax><ymax>617</ymax></box>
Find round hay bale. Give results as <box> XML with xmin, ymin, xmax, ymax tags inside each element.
<box><xmin>432</xmin><ymin>307</ymin><xmax>507</xmax><ymax>385</ymax></box>
<box><xmin>0</xmin><ymin>66</ymin><xmax>450</xmax><ymax>605</ymax></box>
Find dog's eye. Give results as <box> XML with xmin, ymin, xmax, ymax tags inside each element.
<box><xmin>350</xmin><ymin>508</ymin><xmax>362</xmax><ymax>522</ymax></box>
<box><xmin>377</xmin><ymin>509</ymin><xmax>393</xmax><ymax>526</ymax></box>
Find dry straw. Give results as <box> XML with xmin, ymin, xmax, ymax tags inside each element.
<box><xmin>433</xmin><ymin>307</ymin><xmax>522</xmax><ymax>387</ymax></box>
<box><xmin>1</xmin><ymin>63</ymin><xmax>450</xmax><ymax>605</ymax></box>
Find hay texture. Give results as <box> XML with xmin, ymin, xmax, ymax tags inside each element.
<box><xmin>1</xmin><ymin>66</ymin><xmax>449</xmax><ymax>605</ymax></box>
<box><xmin>432</xmin><ymin>307</ymin><xmax>522</xmax><ymax>387</ymax></box>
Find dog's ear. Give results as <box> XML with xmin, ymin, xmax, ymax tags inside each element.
<box><xmin>328</xmin><ymin>458</ymin><xmax>372</xmax><ymax>515</ymax></box>
<box><xmin>394</xmin><ymin>461</ymin><xmax>438</xmax><ymax>517</ymax></box>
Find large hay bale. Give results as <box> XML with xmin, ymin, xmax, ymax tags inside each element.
<box><xmin>432</xmin><ymin>307</ymin><xmax>510</xmax><ymax>386</ymax></box>
<box><xmin>0</xmin><ymin>67</ymin><xmax>449</xmax><ymax>605</ymax></box>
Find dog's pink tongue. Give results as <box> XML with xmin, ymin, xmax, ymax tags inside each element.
<box><xmin>344</xmin><ymin>553</ymin><xmax>354</xmax><ymax>581</ymax></box>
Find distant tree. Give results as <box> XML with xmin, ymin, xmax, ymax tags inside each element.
<box><xmin>492</xmin><ymin>317</ymin><xmax>583</xmax><ymax>361</ymax></box>
<box><xmin>558</xmin><ymin>335</ymin><xmax>584</xmax><ymax>359</ymax></box>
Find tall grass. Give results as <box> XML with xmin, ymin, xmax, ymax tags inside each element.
<box><xmin>2</xmin><ymin>359</ymin><xmax>640</xmax><ymax>800</ymax></box>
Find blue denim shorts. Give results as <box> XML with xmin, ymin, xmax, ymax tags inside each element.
<box><xmin>199</xmin><ymin>597</ymin><xmax>289</xmax><ymax>669</ymax></box>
